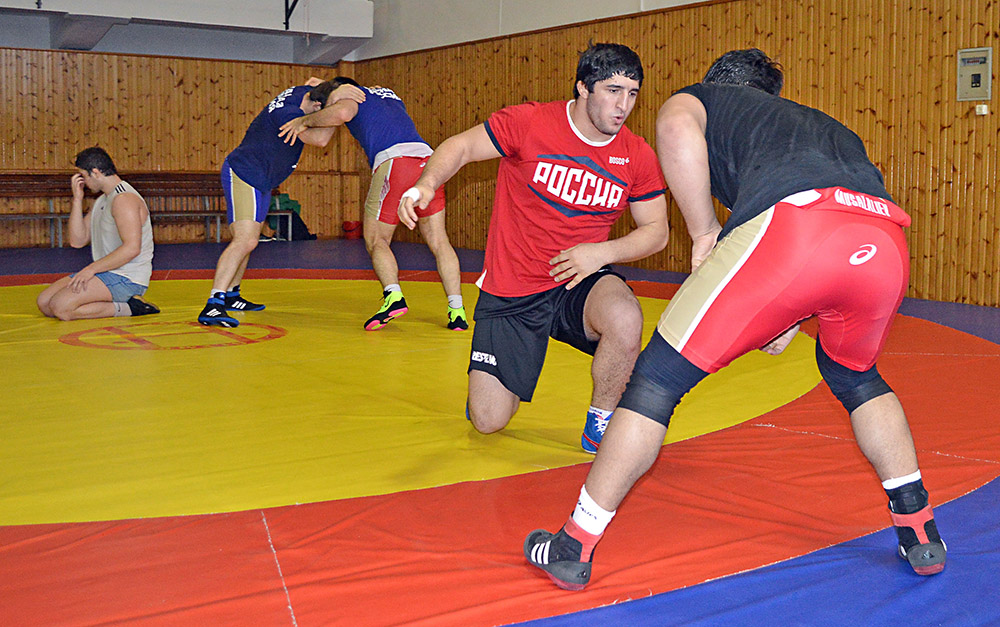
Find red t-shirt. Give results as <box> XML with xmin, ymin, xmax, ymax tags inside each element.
<box><xmin>481</xmin><ymin>100</ymin><xmax>665</xmax><ymax>296</ymax></box>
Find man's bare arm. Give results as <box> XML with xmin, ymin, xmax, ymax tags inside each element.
<box><xmin>397</xmin><ymin>124</ymin><xmax>502</xmax><ymax>229</ymax></box>
<box><xmin>66</xmin><ymin>173</ymin><xmax>91</xmax><ymax>248</ymax></box>
<box><xmin>279</xmin><ymin>84</ymin><xmax>364</xmax><ymax>145</ymax></box>
<box><xmin>656</xmin><ymin>93</ymin><xmax>720</xmax><ymax>270</ymax></box>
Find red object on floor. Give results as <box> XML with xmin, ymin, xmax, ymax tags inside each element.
<box><xmin>342</xmin><ymin>220</ymin><xmax>362</xmax><ymax>239</ymax></box>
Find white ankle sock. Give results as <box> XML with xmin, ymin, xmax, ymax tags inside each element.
<box><xmin>447</xmin><ymin>295</ymin><xmax>464</xmax><ymax>309</ymax></box>
<box><xmin>571</xmin><ymin>485</ymin><xmax>616</xmax><ymax>536</ymax></box>
<box><xmin>882</xmin><ymin>470</ymin><xmax>922</xmax><ymax>491</ymax></box>
<box><xmin>112</xmin><ymin>302</ymin><xmax>131</xmax><ymax>317</ymax></box>
<box><xmin>384</xmin><ymin>284</ymin><xmax>401</xmax><ymax>293</ymax></box>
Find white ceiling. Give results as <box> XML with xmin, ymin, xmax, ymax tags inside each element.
<box><xmin>0</xmin><ymin>0</ymin><xmax>373</xmax><ymax>66</ymax></box>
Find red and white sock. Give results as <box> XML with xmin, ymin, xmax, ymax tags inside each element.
<box><xmin>568</xmin><ymin>485</ymin><xmax>615</xmax><ymax>559</ymax></box>
<box><xmin>563</xmin><ymin>517</ymin><xmax>603</xmax><ymax>561</ymax></box>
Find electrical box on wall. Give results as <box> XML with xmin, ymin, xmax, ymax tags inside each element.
<box><xmin>957</xmin><ymin>47</ymin><xmax>992</xmax><ymax>101</ymax></box>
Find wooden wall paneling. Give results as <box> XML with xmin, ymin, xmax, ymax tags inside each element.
<box><xmin>280</xmin><ymin>174</ymin><xmax>333</xmax><ymax>238</ymax></box>
<box><xmin>354</xmin><ymin>38</ymin><xmax>514</xmax><ymax>250</ymax></box>
<box><xmin>937</xmin><ymin>3</ymin><xmax>959</xmax><ymax>302</ymax></box>
<box><xmin>439</xmin><ymin>39</ymin><xmax>513</xmax><ymax>251</ymax></box>
<box><xmin>920</xmin><ymin>3</ymin><xmax>947</xmax><ymax>301</ymax></box>
<box><xmin>955</xmin><ymin>0</ymin><xmax>998</xmax><ymax>305</ymax></box>
<box><xmin>1</xmin><ymin>48</ymin><xmax>348</xmax><ymax>247</ymax></box>
<box><xmin>340</xmin><ymin>173</ymin><xmax>361</xmax><ymax>239</ymax></box>
<box><xmin>0</xmin><ymin>49</ymin><xmax>12</xmax><ymax>165</ymax></box>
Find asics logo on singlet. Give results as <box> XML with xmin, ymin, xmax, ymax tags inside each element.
<box><xmin>267</xmin><ymin>87</ymin><xmax>295</xmax><ymax>113</ymax></box>
<box><xmin>608</xmin><ymin>156</ymin><xmax>629</xmax><ymax>165</ymax></box>
<box><xmin>849</xmin><ymin>244</ymin><xmax>878</xmax><ymax>265</ymax></box>
<box><xmin>834</xmin><ymin>189</ymin><xmax>892</xmax><ymax>218</ymax></box>
<box><xmin>471</xmin><ymin>351</ymin><xmax>497</xmax><ymax>366</ymax></box>
<box><xmin>531</xmin><ymin>160</ymin><xmax>625</xmax><ymax>209</ymax></box>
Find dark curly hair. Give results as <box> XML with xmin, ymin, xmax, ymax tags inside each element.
<box><xmin>574</xmin><ymin>42</ymin><xmax>644</xmax><ymax>98</ymax></box>
<box><xmin>74</xmin><ymin>146</ymin><xmax>117</xmax><ymax>176</ymax></box>
<box><xmin>703</xmin><ymin>48</ymin><xmax>783</xmax><ymax>95</ymax></box>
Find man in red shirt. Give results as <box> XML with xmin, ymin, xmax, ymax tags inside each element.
<box><xmin>400</xmin><ymin>43</ymin><xmax>669</xmax><ymax>453</ymax></box>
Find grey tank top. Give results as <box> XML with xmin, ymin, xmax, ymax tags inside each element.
<box><xmin>90</xmin><ymin>180</ymin><xmax>154</xmax><ymax>286</ymax></box>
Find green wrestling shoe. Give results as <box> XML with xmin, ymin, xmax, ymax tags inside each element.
<box><xmin>364</xmin><ymin>290</ymin><xmax>408</xmax><ymax>331</ymax></box>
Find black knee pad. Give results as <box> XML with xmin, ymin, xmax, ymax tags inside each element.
<box><xmin>815</xmin><ymin>341</ymin><xmax>893</xmax><ymax>413</ymax></box>
<box><xmin>618</xmin><ymin>332</ymin><xmax>708</xmax><ymax>427</ymax></box>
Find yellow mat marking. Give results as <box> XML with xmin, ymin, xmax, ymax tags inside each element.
<box><xmin>0</xmin><ymin>279</ymin><xmax>820</xmax><ymax>524</ymax></box>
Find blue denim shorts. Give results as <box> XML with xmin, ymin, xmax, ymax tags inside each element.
<box><xmin>95</xmin><ymin>271</ymin><xmax>147</xmax><ymax>302</ymax></box>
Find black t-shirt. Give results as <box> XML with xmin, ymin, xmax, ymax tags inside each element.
<box><xmin>675</xmin><ymin>83</ymin><xmax>891</xmax><ymax>237</ymax></box>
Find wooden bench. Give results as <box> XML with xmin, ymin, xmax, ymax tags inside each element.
<box><xmin>0</xmin><ymin>172</ymin><xmax>227</xmax><ymax>246</ymax></box>
<box><xmin>0</xmin><ymin>174</ymin><xmax>70</xmax><ymax>247</ymax></box>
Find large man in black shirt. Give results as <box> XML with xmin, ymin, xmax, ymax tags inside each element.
<box><xmin>524</xmin><ymin>49</ymin><xmax>946</xmax><ymax>590</ymax></box>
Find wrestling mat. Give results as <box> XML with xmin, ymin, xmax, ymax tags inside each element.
<box><xmin>1</xmin><ymin>255</ymin><xmax>998</xmax><ymax>625</ymax></box>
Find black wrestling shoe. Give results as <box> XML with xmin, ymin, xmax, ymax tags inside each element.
<box><xmin>524</xmin><ymin>527</ymin><xmax>593</xmax><ymax>591</ymax></box>
<box><xmin>890</xmin><ymin>505</ymin><xmax>947</xmax><ymax>575</ymax></box>
<box><xmin>127</xmin><ymin>296</ymin><xmax>160</xmax><ymax>316</ymax></box>
<box><xmin>224</xmin><ymin>291</ymin><xmax>265</xmax><ymax>311</ymax></box>
<box><xmin>198</xmin><ymin>297</ymin><xmax>239</xmax><ymax>327</ymax></box>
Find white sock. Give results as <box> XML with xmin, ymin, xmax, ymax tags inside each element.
<box><xmin>882</xmin><ymin>470</ymin><xmax>922</xmax><ymax>491</ymax></box>
<box><xmin>588</xmin><ymin>406</ymin><xmax>613</xmax><ymax>420</ymax></box>
<box><xmin>447</xmin><ymin>295</ymin><xmax>464</xmax><ymax>309</ymax></box>
<box><xmin>112</xmin><ymin>302</ymin><xmax>131</xmax><ymax>317</ymax></box>
<box><xmin>571</xmin><ymin>485</ymin><xmax>616</xmax><ymax>536</ymax></box>
<box><xmin>384</xmin><ymin>284</ymin><xmax>401</xmax><ymax>293</ymax></box>
<box><xmin>210</xmin><ymin>290</ymin><xmax>226</xmax><ymax>300</ymax></box>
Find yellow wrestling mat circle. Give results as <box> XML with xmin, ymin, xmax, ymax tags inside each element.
<box><xmin>0</xmin><ymin>278</ymin><xmax>821</xmax><ymax>525</ymax></box>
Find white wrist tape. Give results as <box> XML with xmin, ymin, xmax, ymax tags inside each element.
<box><xmin>401</xmin><ymin>187</ymin><xmax>421</xmax><ymax>202</ymax></box>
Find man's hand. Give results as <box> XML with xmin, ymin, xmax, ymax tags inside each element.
<box><xmin>279</xmin><ymin>84</ymin><xmax>364</xmax><ymax>146</ymax></box>
<box><xmin>760</xmin><ymin>323</ymin><xmax>801</xmax><ymax>356</ymax></box>
<box><xmin>68</xmin><ymin>267</ymin><xmax>96</xmax><ymax>294</ymax></box>
<box><xmin>397</xmin><ymin>185</ymin><xmax>435</xmax><ymax>230</ymax></box>
<box><xmin>305</xmin><ymin>76</ymin><xmax>325</xmax><ymax>87</ymax></box>
<box><xmin>330</xmin><ymin>83</ymin><xmax>365</xmax><ymax>105</ymax></box>
<box><xmin>690</xmin><ymin>226</ymin><xmax>721</xmax><ymax>271</ymax></box>
<box><xmin>71</xmin><ymin>173</ymin><xmax>85</xmax><ymax>200</ymax></box>
<box><xmin>549</xmin><ymin>243</ymin><xmax>604</xmax><ymax>290</ymax></box>
<box><xmin>278</xmin><ymin>117</ymin><xmax>310</xmax><ymax>145</ymax></box>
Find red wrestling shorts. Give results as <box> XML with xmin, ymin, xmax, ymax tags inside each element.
<box><xmin>364</xmin><ymin>156</ymin><xmax>445</xmax><ymax>225</ymax></box>
<box><xmin>657</xmin><ymin>187</ymin><xmax>910</xmax><ymax>372</ymax></box>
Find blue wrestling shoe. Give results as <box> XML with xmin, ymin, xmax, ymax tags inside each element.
<box><xmin>581</xmin><ymin>409</ymin><xmax>610</xmax><ymax>454</ymax></box>
<box><xmin>198</xmin><ymin>296</ymin><xmax>239</xmax><ymax>327</ymax></box>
